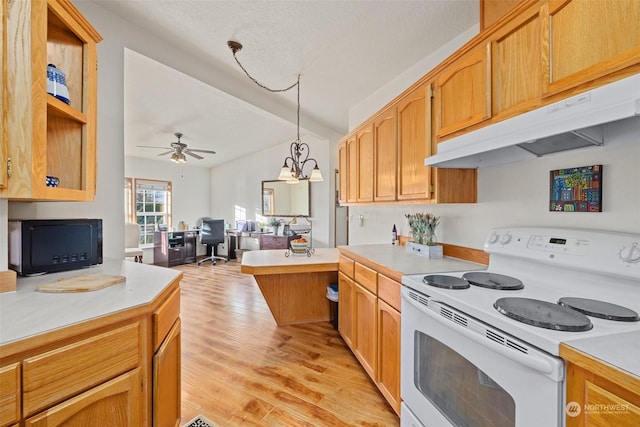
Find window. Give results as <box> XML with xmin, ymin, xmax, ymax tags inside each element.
<box><xmin>126</xmin><ymin>178</ymin><xmax>172</xmax><ymax>247</ymax></box>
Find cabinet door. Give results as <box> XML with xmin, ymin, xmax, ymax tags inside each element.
<box><xmin>338</xmin><ymin>272</ymin><xmax>354</xmax><ymax>349</ymax></box>
<box><xmin>168</xmin><ymin>247</ymin><xmax>185</xmax><ymax>266</ymax></box>
<box><xmin>3</xmin><ymin>0</ymin><xmax>101</xmax><ymax>201</ymax></box>
<box><xmin>397</xmin><ymin>82</ymin><xmax>431</xmax><ymax>200</ymax></box>
<box><xmin>0</xmin><ymin>0</ymin><xmax>6</xmax><ymax>189</ymax></box>
<box><xmin>184</xmin><ymin>232</ymin><xmax>196</xmax><ymax>263</ymax></box>
<box><xmin>0</xmin><ymin>363</ymin><xmax>20</xmax><ymax>426</ymax></box>
<box><xmin>338</xmin><ymin>141</ymin><xmax>348</xmax><ymax>204</ymax></box>
<box><xmin>25</xmin><ymin>368</ymin><xmax>143</xmax><ymax>427</ymax></box>
<box><xmin>565</xmin><ymin>361</ymin><xmax>640</xmax><ymax>427</ymax></box>
<box><xmin>434</xmin><ymin>43</ymin><xmax>491</xmax><ymax>140</ymax></box>
<box><xmin>154</xmin><ymin>319</ymin><xmax>181</xmax><ymax>427</ymax></box>
<box><xmin>355</xmin><ymin>125</ymin><xmax>374</xmax><ymax>202</ymax></box>
<box><xmin>542</xmin><ymin>0</ymin><xmax>640</xmax><ymax>97</ymax></box>
<box><xmin>346</xmin><ymin>136</ymin><xmax>357</xmax><ymax>203</ymax></box>
<box><xmin>481</xmin><ymin>0</ymin><xmax>522</xmax><ymax>30</ymax></box>
<box><xmin>353</xmin><ymin>282</ymin><xmax>377</xmax><ymax>379</ymax></box>
<box><xmin>373</xmin><ymin>107</ymin><xmax>397</xmax><ymax>202</ymax></box>
<box><xmin>377</xmin><ymin>299</ymin><xmax>400</xmax><ymax>415</ymax></box>
<box><xmin>491</xmin><ymin>2</ymin><xmax>541</xmax><ymax>120</ymax></box>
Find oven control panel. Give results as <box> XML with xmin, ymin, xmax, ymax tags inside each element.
<box><xmin>526</xmin><ymin>234</ymin><xmax>590</xmax><ymax>255</ymax></box>
<box><xmin>484</xmin><ymin>227</ymin><xmax>640</xmax><ymax>278</ymax></box>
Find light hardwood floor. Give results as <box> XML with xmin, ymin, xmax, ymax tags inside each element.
<box><xmin>174</xmin><ymin>259</ymin><xmax>399</xmax><ymax>427</ymax></box>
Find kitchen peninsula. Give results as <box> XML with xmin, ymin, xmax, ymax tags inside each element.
<box><xmin>240</xmin><ymin>248</ymin><xmax>340</xmax><ymax>325</ymax></box>
<box><xmin>0</xmin><ymin>260</ymin><xmax>182</xmax><ymax>426</ymax></box>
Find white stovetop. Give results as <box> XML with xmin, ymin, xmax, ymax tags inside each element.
<box><xmin>0</xmin><ymin>259</ymin><xmax>182</xmax><ymax>345</ymax></box>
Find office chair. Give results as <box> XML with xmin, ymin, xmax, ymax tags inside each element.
<box><xmin>197</xmin><ymin>218</ymin><xmax>228</xmax><ymax>265</ymax></box>
<box><xmin>124</xmin><ymin>222</ymin><xmax>144</xmax><ymax>263</ymax></box>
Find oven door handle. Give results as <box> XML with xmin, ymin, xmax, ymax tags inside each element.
<box><xmin>410</xmin><ymin>296</ymin><xmax>558</xmax><ymax>377</ymax></box>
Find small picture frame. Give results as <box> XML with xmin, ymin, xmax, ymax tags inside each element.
<box><xmin>550</xmin><ymin>165</ymin><xmax>602</xmax><ymax>212</ymax></box>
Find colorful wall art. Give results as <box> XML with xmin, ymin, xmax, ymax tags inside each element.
<box><xmin>550</xmin><ymin>165</ymin><xmax>602</xmax><ymax>212</ymax></box>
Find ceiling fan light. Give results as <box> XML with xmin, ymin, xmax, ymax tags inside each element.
<box><xmin>278</xmin><ymin>165</ymin><xmax>293</xmax><ymax>180</ymax></box>
<box><xmin>177</xmin><ymin>152</ymin><xmax>187</xmax><ymax>163</ymax></box>
<box><xmin>309</xmin><ymin>165</ymin><xmax>324</xmax><ymax>182</ymax></box>
<box><xmin>170</xmin><ymin>152</ymin><xmax>179</xmax><ymax>162</ymax></box>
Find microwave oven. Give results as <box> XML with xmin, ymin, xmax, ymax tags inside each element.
<box><xmin>8</xmin><ymin>219</ymin><xmax>103</xmax><ymax>276</ymax></box>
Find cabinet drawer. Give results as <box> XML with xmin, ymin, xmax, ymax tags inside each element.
<box><xmin>354</xmin><ymin>263</ymin><xmax>377</xmax><ymax>294</ymax></box>
<box><xmin>22</xmin><ymin>322</ymin><xmax>142</xmax><ymax>416</ymax></box>
<box><xmin>0</xmin><ymin>362</ymin><xmax>20</xmax><ymax>425</ymax></box>
<box><xmin>338</xmin><ymin>254</ymin><xmax>355</xmax><ymax>279</ymax></box>
<box><xmin>154</xmin><ymin>288</ymin><xmax>181</xmax><ymax>351</ymax></box>
<box><xmin>378</xmin><ymin>274</ymin><xmax>401</xmax><ymax>312</ymax></box>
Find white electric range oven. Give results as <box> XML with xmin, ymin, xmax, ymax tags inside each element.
<box><xmin>401</xmin><ymin>227</ymin><xmax>640</xmax><ymax>427</ymax></box>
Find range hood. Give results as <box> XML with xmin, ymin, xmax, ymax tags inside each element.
<box><xmin>425</xmin><ymin>73</ymin><xmax>640</xmax><ymax>168</ymax></box>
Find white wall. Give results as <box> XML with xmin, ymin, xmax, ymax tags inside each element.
<box><xmin>349</xmin><ymin>140</ymin><xmax>640</xmax><ymax>249</ymax></box>
<box><xmin>208</xmin><ymin>138</ymin><xmax>332</xmax><ymax>248</ymax></box>
<box><xmin>125</xmin><ymin>156</ymin><xmax>211</xmax><ymax>261</ymax></box>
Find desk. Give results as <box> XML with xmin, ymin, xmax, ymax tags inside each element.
<box><xmin>240</xmin><ymin>248</ymin><xmax>339</xmax><ymax>325</ymax></box>
<box><xmin>153</xmin><ymin>230</ymin><xmax>197</xmax><ymax>267</ymax></box>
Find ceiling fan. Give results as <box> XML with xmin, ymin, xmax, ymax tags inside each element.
<box><xmin>137</xmin><ymin>132</ymin><xmax>216</xmax><ymax>163</ymax></box>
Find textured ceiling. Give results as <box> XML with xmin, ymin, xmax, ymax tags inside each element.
<box><xmin>92</xmin><ymin>0</ymin><xmax>479</xmax><ymax>168</ymax></box>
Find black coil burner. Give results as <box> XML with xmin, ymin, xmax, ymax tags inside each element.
<box><xmin>422</xmin><ymin>275</ymin><xmax>470</xmax><ymax>290</ymax></box>
<box><xmin>558</xmin><ymin>297</ymin><xmax>640</xmax><ymax>322</ymax></box>
<box><xmin>494</xmin><ymin>297</ymin><xmax>593</xmax><ymax>332</ymax></box>
<box><xmin>462</xmin><ymin>272</ymin><xmax>524</xmax><ymax>290</ymax></box>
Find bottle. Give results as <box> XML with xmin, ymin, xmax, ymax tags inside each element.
<box><xmin>392</xmin><ymin>224</ymin><xmax>397</xmax><ymax>245</ymax></box>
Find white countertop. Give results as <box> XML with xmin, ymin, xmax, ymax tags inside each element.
<box><xmin>563</xmin><ymin>331</ymin><xmax>640</xmax><ymax>378</ymax></box>
<box><xmin>339</xmin><ymin>244</ymin><xmax>487</xmax><ymax>275</ymax></box>
<box><xmin>0</xmin><ymin>259</ymin><xmax>182</xmax><ymax>345</ymax></box>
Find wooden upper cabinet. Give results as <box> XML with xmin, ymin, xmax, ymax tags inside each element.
<box><xmin>0</xmin><ymin>0</ymin><xmax>6</xmax><ymax>189</ymax></box>
<box><xmin>2</xmin><ymin>0</ymin><xmax>101</xmax><ymax>200</ymax></box>
<box><xmin>346</xmin><ymin>136</ymin><xmax>357</xmax><ymax>203</ymax></box>
<box><xmin>542</xmin><ymin>0</ymin><xmax>640</xmax><ymax>97</ymax></box>
<box><xmin>434</xmin><ymin>43</ymin><xmax>492</xmax><ymax>140</ymax></box>
<box><xmin>397</xmin><ymin>82</ymin><xmax>431</xmax><ymax>201</ymax></box>
<box><xmin>356</xmin><ymin>125</ymin><xmax>374</xmax><ymax>203</ymax></box>
<box><xmin>481</xmin><ymin>0</ymin><xmax>523</xmax><ymax>30</ymax></box>
<box><xmin>338</xmin><ymin>141</ymin><xmax>348</xmax><ymax>204</ymax></box>
<box><xmin>373</xmin><ymin>107</ymin><xmax>397</xmax><ymax>202</ymax></box>
<box><xmin>491</xmin><ymin>2</ymin><xmax>541</xmax><ymax>120</ymax></box>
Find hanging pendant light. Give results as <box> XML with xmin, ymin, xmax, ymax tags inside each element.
<box><xmin>228</xmin><ymin>40</ymin><xmax>323</xmax><ymax>183</ymax></box>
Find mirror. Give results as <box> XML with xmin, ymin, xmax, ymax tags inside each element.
<box><xmin>262</xmin><ymin>179</ymin><xmax>311</xmax><ymax>217</ymax></box>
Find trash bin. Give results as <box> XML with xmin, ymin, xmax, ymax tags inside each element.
<box><xmin>326</xmin><ymin>284</ymin><xmax>339</xmax><ymax>330</ymax></box>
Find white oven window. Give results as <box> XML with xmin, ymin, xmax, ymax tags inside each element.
<box><xmin>414</xmin><ymin>331</ymin><xmax>515</xmax><ymax>427</ymax></box>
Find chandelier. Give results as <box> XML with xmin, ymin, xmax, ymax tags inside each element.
<box><xmin>228</xmin><ymin>40</ymin><xmax>323</xmax><ymax>183</ymax></box>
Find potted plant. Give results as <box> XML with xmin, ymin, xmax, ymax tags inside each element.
<box><xmin>405</xmin><ymin>212</ymin><xmax>443</xmax><ymax>258</ymax></box>
<box><xmin>268</xmin><ymin>217</ymin><xmax>281</xmax><ymax>235</ymax></box>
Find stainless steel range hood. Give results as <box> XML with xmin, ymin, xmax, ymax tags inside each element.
<box><xmin>425</xmin><ymin>73</ymin><xmax>640</xmax><ymax>168</ymax></box>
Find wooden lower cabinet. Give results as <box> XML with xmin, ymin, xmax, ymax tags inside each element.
<box><xmin>560</xmin><ymin>343</ymin><xmax>640</xmax><ymax>427</ymax></box>
<box><xmin>0</xmin><ymin>282</ymin><xmax>181</xmax><ymax>427</ymax></box>
<box><xmin>153</xmin><ymin>319</ymin><xmax>181</xmax><ymax>427</ymax></box>
<box><xmin>25</xmin><ymin>369</ymin><xmax>143</xmax><ymax>427</ymax></box>
<box><xmin>353</xmin><ymin>282</ymin><xmax>377</xmax><ymax>379</ymax></box>
<box><xmin>338</xmin><ymin>254</ymin><xmax>401</xmax><ymax>416</ymax></box>
<box><xmin>377</xmin><ymin>299</ymin><xmax>401</xmax><ymax>414</ymax></box>
<box><xmin>0</xmin><ymin>363</ymin><xmax>20</xmax><ymax>426</ymax></box>
<box><xmin>338</xmin><ymin>272</ymin><xmax>354</xmax><ymax>349</ymax></box>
